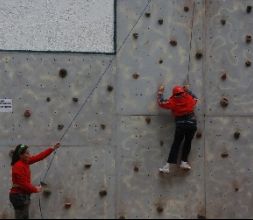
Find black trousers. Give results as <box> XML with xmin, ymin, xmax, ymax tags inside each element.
<box><xmin>10</xmin><ymin>193</ymin><xmax>31</xmax><ymax>219</ymax></box>
<box><xmin>167</xmin><ymin>123</ymin><xmax>197</xmax><ymax>164</ymax></box>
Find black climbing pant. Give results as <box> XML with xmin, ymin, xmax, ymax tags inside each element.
<box><xmin>10</xmin><ymin>193</ymin><xmax>31</xmax><ymax>219</ymax></box>
<box><xmin>167</xmin><ymin>124</ymin><xmax>197</xmax><ymax>164</ymax></box>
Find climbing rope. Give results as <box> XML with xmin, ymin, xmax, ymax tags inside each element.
<box><xmin>38</xmin><ymin>0</ymin><xmax>152</xmax><ymax>218</ymax></box>
<box><xmin>186</xmin><ymin>1</ymin><xmax>196</xmax><ymax>85</ymax></box>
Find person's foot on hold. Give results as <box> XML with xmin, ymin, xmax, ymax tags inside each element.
<box><xmin>180</xmin><ymin>161</ymin><xmax>191</xmax><ymax>171</ymax></box>
<box><xmin>159</xmin><ymin>163</ymin><xmax>170</xmax><ymax>174</ymax></box>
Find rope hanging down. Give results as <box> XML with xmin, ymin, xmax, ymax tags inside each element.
<box><xmin>39</xmin><ymin>0</ymin><xmax>152</xmax><ymax>218</ymax></box>
<box><xmin>186</xmin><ymin>1</ymin><xmax>196</xmax><ymax>85</ymax></box>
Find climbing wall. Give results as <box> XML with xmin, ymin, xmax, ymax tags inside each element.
<box><xmin>0</xmin><ymin>0</ymin><xmax>253</xmax><ymax>219</ymax></box>
<box><xmin>115</xmin><ymin>0</ymin><xmax>205</xmax><ymax>218</ymax></box>
<box><xmin>205</xmin><ymin>0</ymin><xmax>253</xmax><ymax>218</ymax></box>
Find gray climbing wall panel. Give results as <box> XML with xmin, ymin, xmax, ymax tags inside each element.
<box><xmin>205</xmin><ymin>0</ymin><xmax>253</xmax><ymax>218</ymax></box>
<box><xmin>205</xmin><ymin>117</ymin><xmax>253</xmax><ymax>219</ymax></box>
<box><xmin>205</xmin><ymin>0</ymin><xmax>253</xmax><ymax>116</ymax></box>
<box><xmin>115</xmin><ymin>116</ymin><xmax>204</xmax><ymax>219</ymax></box>
<box><xmin>0</xmin><ymin>0</ymin><xmax>253</xmax><ymax>219</ymax></box>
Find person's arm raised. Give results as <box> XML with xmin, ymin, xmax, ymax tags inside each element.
<box><xmin>28</xmin><ymin>143</ymin><xmax>61</xmax><ymax>165</ymax></box>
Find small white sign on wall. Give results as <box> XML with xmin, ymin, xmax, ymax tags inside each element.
<box><xmin>0</xmin><ymin>99</ymin><xmax>12</xmax><ymax>112</ymax></box>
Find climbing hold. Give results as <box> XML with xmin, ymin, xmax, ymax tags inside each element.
<box><xmin>158</xmin><ymin>19</ymin><xmax>164</xmax><ymax>25</ymax></box>
<box><xmin>107</xmin><ymin>85</ymin><xmax>114</xmax><ymax>92</ymax></box>
<box><xmin>159</xmin><ymin>59</ymin><xmax>163</xmax><ymax>64</ymax></box>
<box><xmin>145</xmin><ymin>12</ymin><xmax>151</xmax><ymax>18</ymax></box>
<box><xmin>195</xmin><ymin>52</ymin><xmax>203</xmax><ymax>60</ymax></box>
<box><xmin>132</xmin><ymin>73</ymin><xmax>140</xmax><ymax>79</ymax></box>
<box><xmin>100</xmin><ymin>124</ymin><xmax>106</xmax><ymax>130</ymax></box>
<box><xmin>196</xmin><ymin>131</ymin><xmax>202</xmax><ymax>139</ymax></box>
<box><xmin>232</xmin><ymin>181</ymin><xmax>240</xmax><ymax>192</ymax></box>
<box><xmin>245</xmin><ymin>60</ymin><xmax>251</xmax><ymax>67</ymax></box>
<box><xmin>221</xmin><ymin>72</ymin><xmax>227</xmax><ymax>81</ymax></box>
<box><xmin>99</xmin><ymin>190</ymin><xmax>107</xmax><ymax>198</ymax></box>
<box><xmin>145</xmin><ymin>117</ymin><xmax>151</xmax><ymax>124</ymax></box>
<box><xmin>221</xmin><ymin>152</ymin><xmax>229</xmax><ymax>158</ymax></box>
<box><xmin>43</xmin><ymin>188</ymin><xmax>52</xmax><ymax>198</ymax></box>
<box><xmin>46</xmin><ymin>97</ymin><xmax>51</xmax><ymax>102</ymax></box>
<box><xmin>160</xmin><ymin>141</ymin><xmax>164</xmax><ymax>146</ymax></box>
<box><xmin>133</xmin><ymin>33</ymin><xmax>139</xmax><ymax>39</ymax></box>
<box><xmin>64</xmin><ymin>203</ymin><xmax>72</xmax><ymax>209</ymax></box>
<box><xmin>134</xmin><ymin>166</ymin><xmax>139</xmax><ymax>172</ymax></box>
<box><xmin>247</xmin><ymin>5</ymin><xmax>252</xmax><ymax>13</ymax></box>
<box><xmin>59</xmin><ymin>69</ymin><xmax>68</xmax><ymax>78</ymax></box>
<box><xmin>84</xmin><ymin>164</ymin><xmax>92</xmax><ymax>169</ymax></box>
<box><xmin>156</xmin><ymin>205</ymin><xmax>164</xmax><ymax>214</ymax></box>
<box><xmin>24</xmin><ymin>110</ymin><xmax>32</xmax><ymax>118</ymax></box>
<box><xmin>72</xmin><ymin>97</ymin><xmax>79</xmax><ymax>103</ymax></box>
<box><xmin>58</xmin><ymin>124</ymin><xmax>64</xmax><ymax>130</ymax></box>
<box><xmin>234</xmin><ymin>131</ymin><xmax>240</xmax><ymax>140</ymax></box>
<box><xmin>220</xmin><ymin>97</ymin><xmax>229</xmax><ymax>108</ymax></box>
<box><xmin>119</xmin><ymin>216</ymin><xmax>126</xmax><ymax>219</ymax></box>
<box><xmin>221</xmin><ymin>19</ymin><xmax>226</xmax><ymax>26</ymax></box>
<box><xmin>246</xmin><ymin>35</ymin><xmax>252</xmax><ymax>44</ymax></box>
<box><xmin>169</xmin><ymin>40</ymin><xmax>177</xmax><ymax>47</ymax></box>
<box><xmin>184</xmin><ymin>6</ymin><xmax>189</xmax><ymax>12</ymax></box>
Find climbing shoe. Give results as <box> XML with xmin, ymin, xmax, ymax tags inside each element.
<box><xmin>180</xmin><ymin>161</ymin><xmax>191</xmax><ymax>171</ymax></box>
<box><xmin>159</xmin><ymin>163</ymin><xmax>170</xmax><ymax>174</ymax></box>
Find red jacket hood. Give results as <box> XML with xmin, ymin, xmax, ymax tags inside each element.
<box><xmin>158</xmin><ymin>92</ymin><xmax>197</xmax><ymax>117</ymax></box>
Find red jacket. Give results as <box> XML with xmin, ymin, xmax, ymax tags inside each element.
<box><xmin>10</xmin><ymin>148</ymin><xmax>54</xmax><ymax>194</ymax></box>
<box><xmin>157</xmin><ymin>91</ymin><xmax>197</xmax><ymax>117</ymax></box>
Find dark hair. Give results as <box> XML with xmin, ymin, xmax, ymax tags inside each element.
<box><xmin>11</xmin><ymin>144</ymin><xmax>29</xmax><ymax>166</ymax></box>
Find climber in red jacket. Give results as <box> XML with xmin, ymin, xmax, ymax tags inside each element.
<box><xmin>9</xmin><ymin>143</ymin><xmax>61</xmax><ymax>219</ymax></box>
<box><xmin>157</xmin><ymin>85</ymin><xmax>198</xmax><ymax>174</ymax></box>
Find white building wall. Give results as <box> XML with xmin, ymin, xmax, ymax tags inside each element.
<box><xmin>0</xmin><ymin>0</ymin><xmax>115</xmax><ymax>53</ymax></box>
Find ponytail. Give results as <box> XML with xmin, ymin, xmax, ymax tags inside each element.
<box><xmin>11</xmin><ymin>144</ymin><xmax>28</xmax><ymax>166</ymax></box>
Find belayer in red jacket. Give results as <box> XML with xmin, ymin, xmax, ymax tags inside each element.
<box><xmin>9</xmin><ymin>143</ymin><xmax>61</xmax><ymax>219</ymax></box>
<box><xmin>157</xmin><ymin>85</ymin><xmax>198</xmax><ymax>174</ymax></box>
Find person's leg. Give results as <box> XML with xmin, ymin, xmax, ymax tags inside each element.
<box><xmin>181</xmin><ymin>125</ymin><xmax>197</xmax><ymax>163</ymax></box>
<box><xmin>21</xmin><ymin>195</ymin><xmax>30</xmax><ymax>219</ymax></box>
<box><xmin>160</xmin><ymin>126</ymin><xmax>185</xmax><ymax>173</ymax></box>
<box><xmin>15</xmin><ymin>206</ymin><xmax>29</xmax><ymax>219</ymax></box>
<box><xmin>10</xmin><ymin>194</ymin><xmax>30</xmax><ymax>219</ymax></box>
<box><xmin>167</xmin><ymin>126</ymin><xmax>185</xmax><ymax>164</ymax></box>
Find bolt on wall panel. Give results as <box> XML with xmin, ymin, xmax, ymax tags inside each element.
<box><xmin>115</xmin><ymin>116</ymin><xmax>205</xmax><ymax>219</ymax></box>
<box><xmin>205</xmin><ymin>0</ymin><xmax>253</xmax><ymax>115</ymax></box>
<box><xmin>205</xmin><ymin>117</ymin><xmax>253</xmax><ymax>218</ymax></box>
